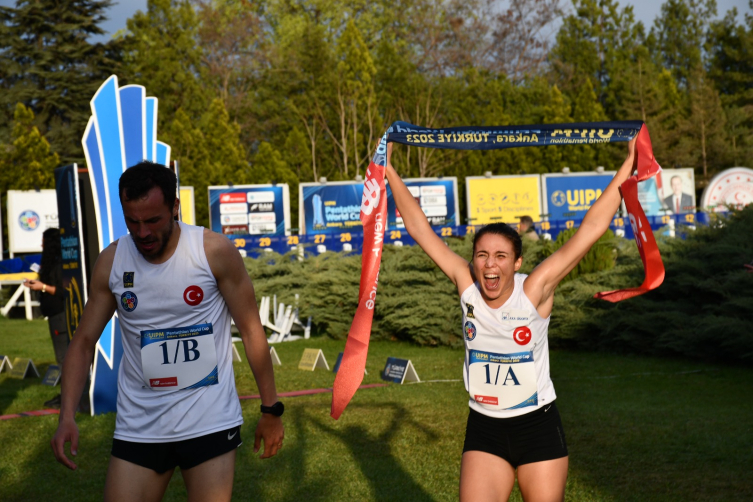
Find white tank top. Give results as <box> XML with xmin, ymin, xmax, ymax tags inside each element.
<box><xmin>109</xmin><ymin>222</ymin><xmax>242</xmax><ymax>442</ymax></box>
<box><xmin>461</xmin><ymin>273</ymin><xmax>556</xmax><ymax>418</ymax></box>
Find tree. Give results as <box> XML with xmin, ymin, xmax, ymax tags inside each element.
<box><xmin>317</xmin><ymin>19</ymin><xmax>378</xmax><ymax>179</ymax></box>
<box><xmin>0</xmin><ymin>0</ymin><xmax>120</xmax><ymax>164</ymax></box>
<box><xmin>674</xmin><ymin>68</ymin><xmax>727</xmax><ymax>177</ymax></box>
<box><xmin>549</xmin><ymin>0</ymin><xmax>643</xmax><ymax>108</ymax></box>
<box><xmin>165</xmin><ymin>99</ymin><xmax>248</xmax><ymax>226</ymax></box>
<box><xmin>649</xmin><ymin>0</ymin><xmax>716</xmax><ymax>89</ymax></box>
<box><xmin>0</xmin><ymin>103</ymin><xmax>60</xmax><ymax>252</ymax></box>
<box><xmin>120</xmin><ymin>0</ymin><xmax>208</xmax><ymax>129</ymax></box>
<box><xmin>195</xmin><ymin>0</ymin><xmax>270</xmax><ymax>133</ymax></box>
<box><xmin>707</xmin><ymin>4</ymin><xmax>753</xmax><ymax>166</ymax></box>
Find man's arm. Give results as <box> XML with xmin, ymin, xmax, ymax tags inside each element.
<box><xmin>51</xmin><ymin>243</ymin><xmax>118</xmax><ymax>470</ymax></box>
<box><xmin>204</xmin><ymin>230</ymin><xmax>284</xmax><ymax>459</ymax></box>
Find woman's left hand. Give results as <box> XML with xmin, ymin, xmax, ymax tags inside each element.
<box><xmin>23</xmin><ymin>279</ymin><xmax>43</xmax><ymax>291</ymax></box>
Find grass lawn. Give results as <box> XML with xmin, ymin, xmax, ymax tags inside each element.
<box><xmin>1</xmin><ymin>316</ymin><xmax>751</xmax><ymax>501</ymax></box>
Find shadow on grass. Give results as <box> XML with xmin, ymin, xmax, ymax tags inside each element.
<box><xmin>307</xmin><ymin>402</ymin><xmax>439</xmax><ymax>502</ymax></box>
<box><xmin>0</xmin><ymin>363</ymin><xmax>53</xmax><ymax>415</ymax></box>
<box><xmin>1</xmin><ymin>412</ymin><xmax>114</xmax><ymax>502</ymax></box>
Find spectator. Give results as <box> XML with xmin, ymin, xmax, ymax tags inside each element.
<box><xmin>518</xmin><ymin>215</ymin><xmax>540</xmax><ymax>241</ymax></box>
<box><xmin>24</xmin><ymin>228</ymin><xmax>67</xmax><ymax>408</ymax></box>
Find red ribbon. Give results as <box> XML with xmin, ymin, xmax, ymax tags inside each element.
<box><xmin>594</xmin><ymin>124</ymin><xmax>665</xmax><ymax>301</ymax></box>
<box><xmin>331</xmin><ymin>161</ymin><xmax>387</xmax><ymax>419</ymax></box>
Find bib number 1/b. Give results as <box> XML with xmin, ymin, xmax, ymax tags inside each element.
<box><xmin>141</xmin><ymin>323</ymin><xmax>219</xmax><ymax>391</ymax></box>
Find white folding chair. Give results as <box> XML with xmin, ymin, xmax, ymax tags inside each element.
<box><xmin>291</xmin><ymin>307</ymin><xmax>312</xmax><ymax>339</ymax></box>
<box><xmin>267</xmin><ymin>304</ymin><xmax>293</xmax><ymax>343</ymax></box>
<box><xmin>258</xmin><ymin>296</ymin><xmax>271</xmax><ymax>328</ymax></box>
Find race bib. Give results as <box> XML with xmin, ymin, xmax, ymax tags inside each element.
<box><xmin>140</xmin><ymin>323</ymin><xmax>219</xmax><ymax>391</ymax></box>
<box><xmin>468</xmin><ymin>349</ymin><xmax>537</xmax><ymax>410</ymax></box>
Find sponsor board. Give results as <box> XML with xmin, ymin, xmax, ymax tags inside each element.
<box><xmin>209</xmin><ymin>185</ymin><xmax>290</xmax><ymax>236</ymax></box>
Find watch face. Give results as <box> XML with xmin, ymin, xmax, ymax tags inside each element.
<box><xmin>261</xmin><ymin>402</ymin><xmax>284</xmax><ymax>416</ymax></box>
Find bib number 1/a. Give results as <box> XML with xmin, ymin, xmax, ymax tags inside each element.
<box><xmin>468</xmin><ymin>349</ymin><xmax>538</xmax><ymax>410</ymax></box>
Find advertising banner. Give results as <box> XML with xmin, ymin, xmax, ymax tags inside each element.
<box><xmin>700</xmin><ymin>167</ymin><xmax>753</xmax><ymax>211</ymax></box>
<box><xmin>54</xmin><ymin>164</ymin><xmax>88</xmax><ymax>339</ymax></box>
<box><xmin>541</xmin><ymin>171</ymin><xmax>616</xmax><ymax>222</ymax></box>
<box><xmin>656</xmin><ymin>168</ymin><xmax>696</xmax><ymax>214</ymax></box>
<box><xmin>465</xmin><ymin>175</ymin><xmax>542</xmax><ymax>226</ymax></box>
<box><xmin>6</xmin><ymin>190</ymin><xmax>59</xmax><ymax>255</ymax></box>
<box><xmin>299</xmin><ymin>181</ymin><xmax>364</xmax><ymax>234</ymax></box>
<box><xmin>637</xmin><ymin>167</ymin><xmax>696</xmax><ymax>216</ymax></box>
<box><xmin>179</xmin><ymin>186</ymin><xmax>195</xmax><ymax>225</ymax></box>
<box><xmin>386</xmin><ymin>177</ymin><xmax>460</xmax><ymax>228</ymax></box>
<box><xmin>208</xmin><ymin>185</ymin><xmax>290</xmax><ymax>236</ymax></box>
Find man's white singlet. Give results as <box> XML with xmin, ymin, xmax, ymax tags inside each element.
<box><xmin>461</xmin><ymin>273</ymin><xmax>556</xmax><ymax>419</ymax></box>
<box><xmin>110</xmin><ymin>222</ymin><xmax>242</xmax><ymax>442</ymax></box>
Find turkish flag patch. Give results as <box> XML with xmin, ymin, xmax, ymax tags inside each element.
<box><xmin>183</xmin><ymin>285</ymin><xmax>204</xmax><ymax>306</ymax></box>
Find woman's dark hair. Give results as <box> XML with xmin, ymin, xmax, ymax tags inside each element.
<box><xmin>40</xmin><ymin>227</ymin><xmax>61</xmax><ymax>283</ymax></box>
<box><xmin>118</xmin><ymin>161</ymin><xmax>177</xmax><ymax>208</ymax></box>
<box><xmin>472</xmin><ymin>223</ymin><xmax>522</xmax><ymax>259</ymax></box>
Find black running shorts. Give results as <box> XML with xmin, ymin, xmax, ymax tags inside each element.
<box><xmin>463</xmin><ymin>401</ymin><xmax>568</xmax><ymax>468</ymax></box>
<box><xmin>111</xmin><ymin>426</ymin><xmax>242</xmax><ymax>473</ymax></box>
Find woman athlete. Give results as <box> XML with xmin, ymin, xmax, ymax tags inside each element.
<box><xmin>385</xmin><ymin>136</ymin><xmax>637</xmax><ymax>502</ymax></box>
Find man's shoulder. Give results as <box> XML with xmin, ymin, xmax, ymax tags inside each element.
<box><xmin>202</xmin><ymin>228</ymin><xmax>234</xmax><ymax>254</ymax></box>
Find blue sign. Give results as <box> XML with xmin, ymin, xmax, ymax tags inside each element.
<box><xmin>82</xmin><ymin>75</ymin><xmax>172</xmax><ymax>415</ymax></box>
<box><xmin>333</xmin><ymin>352</ymin><xmax>344</xmax><ymax>373</ymax></box>
<box><xmin>636</xmin><ymin>176</ymin><xmax>665</xmax><ymax>216</ymax></box>
<box><xmin>208</xmin><ymin>185</ymin><xmax>290</xmax><ymax>236</ymax></box>
<box><xmin>54</xmin><ymin>164</ymin><xmax>87</xmax><ymax>351</ymax></box>
<box><xmin>299</xmin><ymin>182</ymin><xmax>364</xmax><ymax>234</ymax></box>
<box><xmin>386</xmin><ymin>177</ymin><xmax>459</xmax><ymax>228</ymax></box>
<box><xmin>541</xmin><ymin>172</ymin><xmax>616</xmax><ymax>222</ymax></box>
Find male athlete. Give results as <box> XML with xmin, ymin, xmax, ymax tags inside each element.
<box><xmin>51</xmin><ymin>162</ymin><xmax>284</xmax><ymax>501</ymax></box>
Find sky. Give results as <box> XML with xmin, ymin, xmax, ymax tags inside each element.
<box><xmin>0</xmin><ymin>0</ymin><xmax>750</xmax><ymax>43</ymax></box>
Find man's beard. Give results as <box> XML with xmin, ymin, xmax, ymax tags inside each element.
<box><xmin>136</xmin><ymin>221</ymin><xmax>174</xmax><ymax>259</ymax></box>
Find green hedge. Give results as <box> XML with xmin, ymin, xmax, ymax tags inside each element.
<box><xmin>245</xmin><ymin>207</ymin><xmax>753</xmax><ymax>362</ymax></box>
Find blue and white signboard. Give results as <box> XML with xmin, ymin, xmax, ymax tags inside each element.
<box><xmin>82</xmin><ymin>75</ymin><xmax>172</xmax><ymax>415</ymax></box>
<box><xmin>386</xmin><ymin>177</ymin><xmax>460</xmax><ymax>228</ymax></box>
<box><xmin>6</xmin><ymin>190</ymin><xmax>59</xmax><ymax>256</ymax></box>
<box><xmin>208</xmin><ymin>185</ymin><xmax>290</xmax><ymax>236</ymax></box>
<box><xmin>299</xmin><ymin>181</ymin><xmax>364</xmax><ymax>234</ymax></box>
<box><xmin>541</xmin><ymin>171</ymin><xmax>616</xmax><ymax>222</ymax></box>
<box><xmin>381</xmin><ymin>357</ymin><xmax>420</xmax><ymax>384</ymax></box>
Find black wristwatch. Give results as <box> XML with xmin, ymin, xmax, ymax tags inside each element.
<box><xmin>260</xmin><ymin>401</ymin><xmax>284</xmax><ymax>417</ymax></box>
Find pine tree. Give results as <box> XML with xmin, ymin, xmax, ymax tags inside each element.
<box><xmin>649</xmin><ymin>0</ymin><xmax>716</xmax><ymax>89</ymax></box>
<box><xmin>707</xmin><ymin>6</ymin><xmax>753</xmax><ymax>166</ymax></box>
<box><xmin>121</xmin><ymin>0</ymin><xmax>208</xmax><ymax>129</ymax></box>
<box><xmin>0</xmin><ymin>0</ymin><xmax>120</xmax><ymax>164</ymax></box>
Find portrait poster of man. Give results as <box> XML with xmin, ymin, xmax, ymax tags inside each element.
<box><xmin>659</xmin><ymin>168</ymin><xmax>695</xmax><ymax>214</ymax></box>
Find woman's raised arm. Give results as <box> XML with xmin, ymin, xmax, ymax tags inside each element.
<box><xmin>385</xmin><ymin>144</ymin><xmax>472</xmax><ymax>290</ymax></box>
<box><xmin>524</xmin><ymin>136</ymin><xmax>638</xmax><ymax>317</ymax></box>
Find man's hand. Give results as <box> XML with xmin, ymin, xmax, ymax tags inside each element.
<box><xmin>51</xmin><ymin>418</ymin><xmax>80</xmax><ymax>470</ymax></box>
<box><xmin>253</xmin><ymin>414</ymin><xmax>284</xmax><ymax>459</ymax></box>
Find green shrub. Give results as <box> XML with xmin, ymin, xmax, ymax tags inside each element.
<box><xmin>539</xmin><ymin>227</ymin><xmax>618</xmax><ymax>282</ymax></box>
<box><xmin>244</xmin><ymin>207</ymin><xmax>753</xmax><ymax>363</ymax></box>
